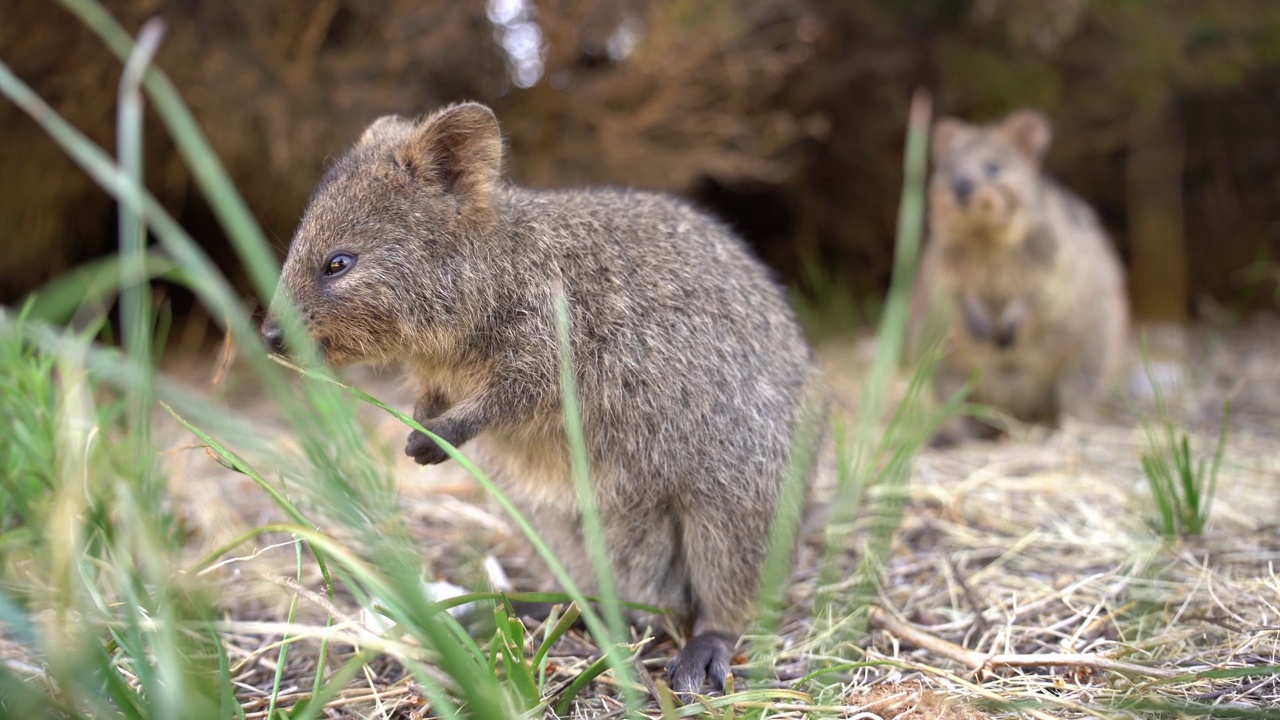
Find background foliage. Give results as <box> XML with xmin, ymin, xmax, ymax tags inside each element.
<box><xmin>3</xmin><ymin>0</ymin><xmax>1278</xmax><ymax>322</ymax></box>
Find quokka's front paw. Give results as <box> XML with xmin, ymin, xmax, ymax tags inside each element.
<box><xmin>405</xmin><ymin>428</ymin><xmax>451</xmax><ymax>465</ymax></box>
<box><xmin>405</xmin><ymin>415</ymin><xmax>480</xmax><ymax>466</ymax></box>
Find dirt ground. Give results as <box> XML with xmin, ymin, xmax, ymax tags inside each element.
<box><xmin>153</xmin><ymin>316</ymin><xmax>1280</xmax><ymax>718</ymax></box>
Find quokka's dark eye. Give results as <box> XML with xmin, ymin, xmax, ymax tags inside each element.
<box><xmin>984</xmin><ymin>161</ymin><xmax>1003</xmax><ymax>178</ymax></box>
<box><xmin>323</xmin><ymin>253</ymin><xmax>355</xmax><ymax>277</ymax></box>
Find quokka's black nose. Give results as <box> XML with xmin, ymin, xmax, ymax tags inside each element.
<box><xmin>261</xmin><ymin>317</ymin><xmax>286</xmax><ymax>355</ymax></box>
<box><xmin>952</xmin><ymin>177</ymin><xmax>975</xmax><ymax>205</ymax></box>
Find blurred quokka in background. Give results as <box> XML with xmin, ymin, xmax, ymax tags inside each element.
<box><xmin>910</xmin><ymin>109</ymin><xmax>1129</xmax><ymax>443</ymax></box>
<box><xmin>262</xmin><ymin>102</ymin><xmax>826</xmax><ymax>694</ymax></box>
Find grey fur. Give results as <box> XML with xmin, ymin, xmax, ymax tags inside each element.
<box><xmin>265</xmin><ymin>102</ymin><xmax>824</xmax><ymax>694</ymax></box>
<box><xmin>912</xmin><ymin>109</ymin><xmax>1128</xmax><ymax>439</ymax></box>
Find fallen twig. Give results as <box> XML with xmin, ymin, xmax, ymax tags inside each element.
<box><xmin>868</xmin><ymin>606</ymin><xmax>1184</xmax><ymax>680</ymax></box>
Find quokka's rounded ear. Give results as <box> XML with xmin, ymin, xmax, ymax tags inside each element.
<box><xmin>396</xmin><ymin>102</ymin><xmax>504</xmax><ymax>210</ymax></box>
<box><xmin>359</xmin><ymin>115</ymin><xmax>413</xmax><ymax>145</ymax></box>
<box><xmin>1001</xmin><ymin>109</ymin><xmax>1052</xmax><ymax>163</ymax></box>
<box><xmin>931</xmin><ymin>117</ymin><xmax>970</xmax><ymax>162</ymax></box>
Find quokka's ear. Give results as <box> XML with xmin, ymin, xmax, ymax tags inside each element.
<box><xmin>359</xmin><ymin>115</ymin><xmax>413</xmax><ymax>145</ymax></box>
<box><xmin>1001</xmin><ymin>109</ymin><xmax>1052</xmax><ymax>163</ymax></box>
<box><xmin>396</xmin><ymin>102</ymin><xmax>503</xmax><ymax>211</ymax></box>
<box><xmin>931</xmin><ymin>117</ymin><xmax>970</xmax><ymax>162</ymax></box>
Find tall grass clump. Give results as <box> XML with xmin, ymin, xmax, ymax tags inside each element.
<box><xmin>0</xmin><ymin>2</ymin><xmax>645</xmax><ymax>718</ymax></box>
<box><xmin>1140</xmin><ymin>422</ymin><xmax>1228</xmax><ymax>539</ymax></box>
<box><xmin>1137</xmin><ymin>354</ymin><xmax>1230</xmax><ymax>539</ymax></box>
<box><xmin>796</xmin><ymin>90</ymin><xmax>959</xmax><ymax>671</ymax></box>
<box><xmin>0</xmin><ymin>305</ymin><xmax>224</xmax><ymax>719</ymax></box>
<box><xmin>0</xmin><ymin>303</ymin><xmax>58</xmax><ymax>545</ymax></box>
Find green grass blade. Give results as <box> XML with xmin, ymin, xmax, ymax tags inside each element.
<box><xmin>163</xmin><ymin>403</ymin><xmax>317</xmax><ymax>531</ymax></box>
<box><xmin>832</xmin><ymin>86</ymin><xmax>931</xmax><ymax>507</ymax></box>
<box><xmin>533</xmin><ymin>602</ymin><xmax>581</xmax><ymax>672</ymax></box>
<box><xmin>553</xmin><ymin>651</ymin><xmax>623</xmax><ymax>716</ymax></box>
<box><xmin>1141</xmin><ymin>453</ymin><xmax>1176</xmax><ymax>538</ymax></box>
<box><xmin>1201</xmin><ymin>397</ymin><xmax>1231</xmax><ymax>528</ymax></box>
<box><xmin>269</xmin><ymin>358</ymin><xmax>634</xmax><ymax>673</ymax></box>
<box><xmin>56</xmin><ymin>0</ymin><xmax>280</xmax><ymax>305</ymax></box>
<box><xmin>266</xmin><ymin>538</ymin><xmax>306</xmax><ymax>720</ymax></box>
<box><xmin>753</xmin><ymin>388</ymin><xmax>823</xmax><ymax>640</ymax></box>
<box><xmin>818</xmin><ymin>89</ymin><xmax>933</xmax><ymax>627</ymax></box>
<box><xmin>117</xmin><ymin>17</ymin><xmax>164</xmax><ymax>464</ymax></box>
<box><xmin>0</xmin><ymin>665</ymin><xmax>84</xmax><ymax>719</ymax></box>
<box><xmin>493</xmin><ymin>606</ymin><xmax>540</xmax><ymax>709</ymax></box>
<box><xmin>0</xmin><ymin>56</ymin><xmax>289</xmax><ymax>386</ymax></box>
<box><xmin>550</xmin><ymin>285</ymin><xmax>639</xmax><ymax>708</ymax></box>
<box><xmin>285</xmin><ymin>649</ymin><xmax>378</xmax><ymax>720</ymax></box>
<box><xmin>196</xmin><ymin>523</ymin><xmax>481</xmax><ymax>718</ymax></box>
<box><xmin>211</xmin><ymin>624</ymin><xmax>245</xmax><ymax>720</ymax></box>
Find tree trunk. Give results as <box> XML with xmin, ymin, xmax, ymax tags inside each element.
<box><xmin>1125</xmin><ymin>93</ymin><xmax>1188</xmax><ymax>323</ymax></box>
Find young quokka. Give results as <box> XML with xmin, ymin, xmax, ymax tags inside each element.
<box><xmin>910</xmin><ymin>109</ymin><xmax>1128</xmax><ymax>441</ymax></box>
<box><xmin>262</xmin><ymin>102</ymin><xmax>824</xmax><ymax>694</ymax></box>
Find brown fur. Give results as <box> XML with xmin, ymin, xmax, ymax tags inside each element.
<box><xmin>911</xmin><ymin>109</ymin><xmax>1128</xmax><ymax>440</ymax></box>
<box><xmin>264</xmin><ymin>102</ymin><xmax>824</xmax><ymax>693</ymax></box>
